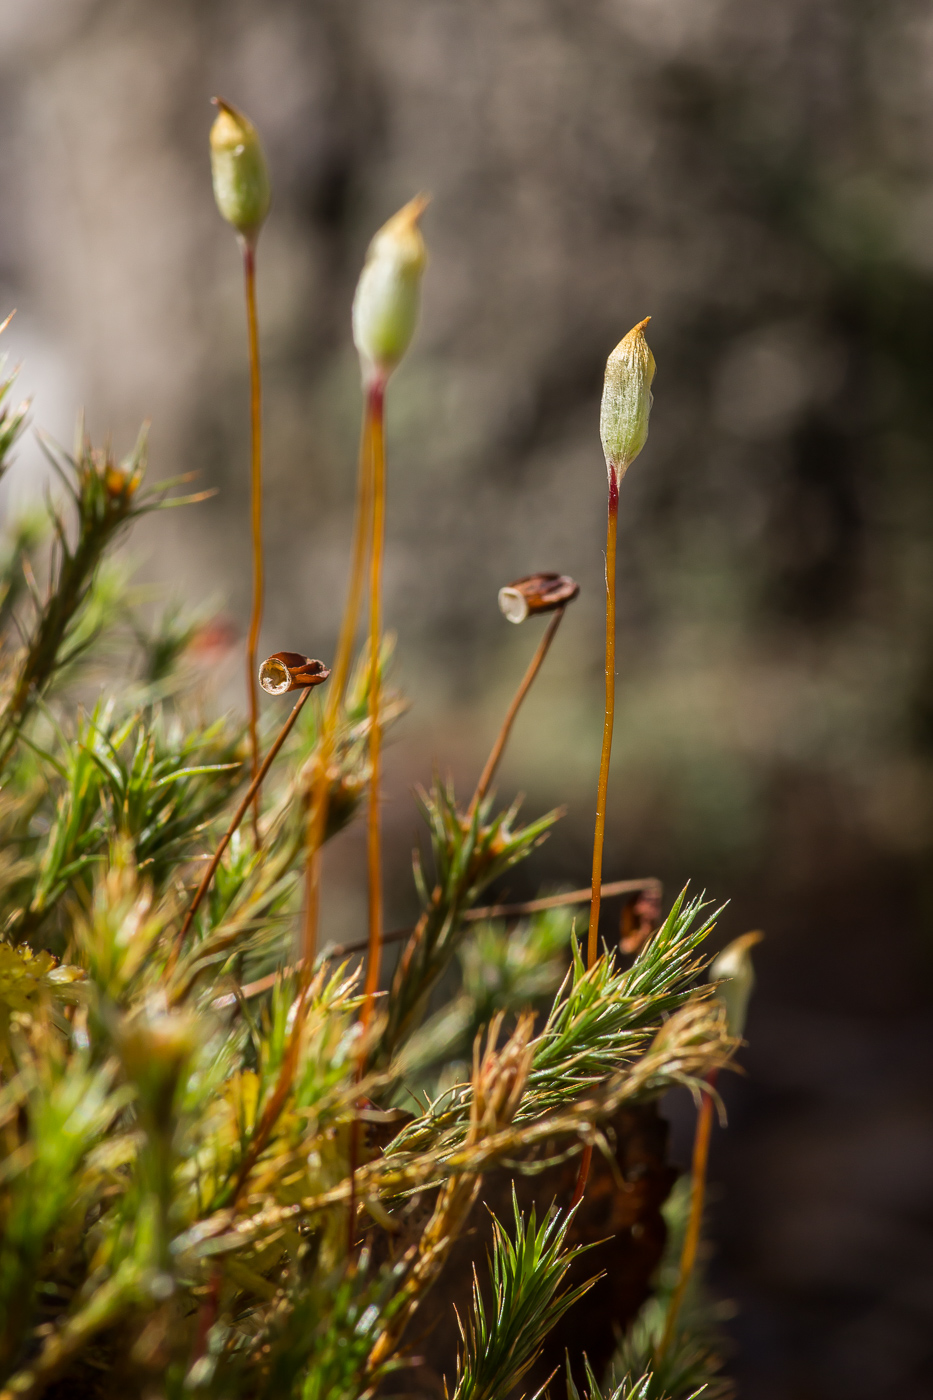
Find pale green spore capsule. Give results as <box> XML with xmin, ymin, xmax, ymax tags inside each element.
<box><xmin>352</xmin><ymin>195</ymin><xmax>429</xmax><ymax>381</ymax></box>
<box><xmin>599</xmin><ymin>317</ymin><xmax>656</xmax><ymax>484</ymax></box>
<box><xmin>209</xmin><ymin>98</ymin><xmax>271</xmax><ymax>242</ymax></box>
<box><xmin>710</xmin><ymin>930</ymin><xmax>763</xmax><ymax>1039</ymax></box>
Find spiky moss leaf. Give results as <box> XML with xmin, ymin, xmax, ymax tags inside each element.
<box><xmin>391</xmin><ymin>892</ymin><xmax>722</xmax><ymax>1154</ymax></box>
<box><xmin>566</xmin><ymin>1358</ymin><xmax>690</xmax><ymax>1400</ymax></box>
<box><xmin>379</xmin><ymin>779</ymin><xmax>563</xmax><ymax>1064</ymax></box>
<box><xmin>0</xmin><ymin>421</ymin><xmax>204</xmax><ymax>774</ymax></box>
<box><xmin>0</xmin><ymin>1029</ymin><xmax>130</xmax><ymax>1372</ymax></box>
<box><xmin>450</xmin><ymin>1194</ymin><xmax>598</xmax><ymax>1400</ymax></box>
<box><xmin>398</xmin><ymin>907</ymin><xmax>575</xmax><ymax>1086</ymax></box>
<box><xmin>522</xmin><ymin>891</ymin><xmax>721</xmax><ymax>1116</ymax></box>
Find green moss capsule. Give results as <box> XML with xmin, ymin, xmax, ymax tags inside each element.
<box><xmin>710</xmin><ymin>930</ymin><xmax>763</xmax><ymax>1039</ymax></box>
<box><xmin>209</xmin><ymin>98</ymin><xmax>271</xmax><ymax>242</ymax></box>
<box><xmin>352</xmin><ymin>194</ymin><xmax>429</xmax><ymax>381</ymax></box>
<box><xmin>599</xmin><ymin>317</ymin><xmax>656</xmax><ymax>484</ymax></box>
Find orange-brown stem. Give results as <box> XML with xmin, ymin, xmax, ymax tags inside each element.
<box><xmin>243</xmin><ymin>239</ymin><xmax>264</xmax><ymax>846</ymax></box>
<box><xmin>657</xmin><ymin>1069</ymin><xmax>718</xmax><ymax>1360</ymax></box>
<box><xmin>300</xmin><ymin>389</ymin><xmax>377</xmax><ymax>976</ymax></box>
<box><xmin>228</xmin><ymin>1004</ymin><xmax>306</xmax><ymax>1206</ymax></box>
<box><xmin>328</xmin><ymin>399</ymin><xmax>379</xmax><ymax>718</ymax></box>
<box><xmin>468</xmin><ymin>606</ymin><xmax>565</xmax><ymax>818</ymax></box>
<box><xmin>224</xmin><ymin>391</ymin><xmax>381</xmax><ymax>1226</ymax></box>
<box><xmin>362</xmin><ymin>380</ymin><xmax>387</xmax><ymax>1033</ymax></box>
<box><xmin>212</xmin><ymin>877</ymin><xmax>663</xmax><ymax>1009</ymax></box>
<box><xmin>587</xmin><ymin>476</ymin><xmax>619</xmax><ymax>968</ymax></box>
<box><xmin>347</xmin><ymin>1115</ymin><xmax>360</xmax><ymax>1256</ymax></box>
<box><xmin>575</xmin><ymin>474</ymin><xmax>620</xmax><ymax>1206</ymax></box>
<box><xmin>170</xmin><ymin>686</ymin><xmax>312</xmax><ymax>971</ymax></box>
<box><xmin>347</xmin><ymin>383</ymin><xmax>385</xmax><ymax>1262</ymax></box>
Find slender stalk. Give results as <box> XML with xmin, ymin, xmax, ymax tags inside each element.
<box><xmin>180</xmin><ymin>383</ymin><xmax>370</xmax><ymax>1196</ymax></box>
<box><xmin>171</xmin><ymin>686</ymin><xmax>312</xmax><ymax>965</ymax></box>
<box><xmin>212</xmin><ymin>876</ymin><xmax>662</xmax><ymax>1009</ymax></box>
<box><xmin>299</xmin><ymin>386</ymin><xmax>377</xmax><ymax>976</ymax></box>
<box><xmin>468</xmin><ymin>606</ymin><xmax>566</xmax><ymax>818</ymax></box>
<box><xmin>657</xmin><ymin>1070</ymin><xmax>718</xmax><ymax>1360</ymax></box>
<box><xmin>329</xmin><ymin>401</ymin><xmax>378</xmax><ymax>719</ymax></box>
<box><xmin>227</xmin><ymin>1013</ymin><xmax>305</xmax><ymax>1207</ymax></box>
<box><xmin>575</xmin><ymin>473</ymin><xmax>620</xmax><ymax>1207</ymax></box>
<box><xmin>287</xmin><ymin>383</ymin><xmax>380</xmax><ymax>1256</ymax></box>
<box><xmin>242</xmin><ymin>238</ymin><xmax>264</xmax><ymax>846</ymax></box>
<box><xmin>300</xmin><ymin>841</ymin><xmax>323</xmax><ymax>987</ymax></box>
<box><xmin>347</xmin><ymin>1109</ymin><xmax>360</xmax><ymax>1255</ymax></box>
<box><xmin>587</xmin><ymin>475</ymin><xmax>619</xmax><ymax>968</ymax></box>
<box><xmin>362</xmin><ymin>380</ymin><xmax>387</xmax><ymax>1031</ymax></box>
<box><xmin>347</xmin><ymin>382</ymin><xmax>387</xmax><ymax>1256</ymax></box>
<box><xmin>460</xmin><ymin>875</ymin><xmax>660</xmax><ymax>923</ymax></box>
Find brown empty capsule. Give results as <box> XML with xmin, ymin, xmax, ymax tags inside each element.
<box><xmin>259</xmin><ymin>652</ymin><xmax>331</xmax><ymax>696</ymax></box>
<box><xmin>497</xmin><ymin>573</ymin><xmax>580</xmax><ymax>625</ymax></box>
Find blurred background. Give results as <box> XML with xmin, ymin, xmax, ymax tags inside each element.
<box><xmin>1</xmin><ymin>0</ymin><xmax>933</xmax><ymax>1395</ymax></box>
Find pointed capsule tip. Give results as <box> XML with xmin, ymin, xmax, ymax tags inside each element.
<box><xmin>728</xmin><ymin>929</ymin><xmax>764</xmax><ymax>954</ymax></box>
<box><xmin>209</xmin><ymin>98</ymin><xmax>270</xmax><ymax>236</ymax></box>
<box><xmin>616</xmin><ymin>317</ymin><xmax>651</xmax><ymax>350</ymax></box>
<box><xmin>353</xmin><ymin>194</ymin><xmax>430</xmax><ymax>376</ymax></box>
<box><xmin>710</xmin><ymin>930</ymin><xmax>764</xmax><ymax>1039</ymax></box>
<box><xmin>382</xmin><ymin>192</ymin><xmax>431</xmax><ymax>241</ymax></box>
<box><xmin>408</xmin><ymin>192</ymin><xmax>431</xmax><ymax>221</ymax></box>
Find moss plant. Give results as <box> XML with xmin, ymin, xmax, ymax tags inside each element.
<box><xmin>0</xmin><ymin>143</ymin><xmax>757</xmax><ymax>1400</ymax></box>
<box><xmin>352</xmin><ymin>195</ymin><xmax>428</xmax><ymax>1033</ymax></box>
<box><xmin>574</xmin><ymin>319</ymin><xmax>656</xmax><ymax>1209</ymax></box>
<box><xmin>210</xmin><ymin>97</ymin><xmax>272</xmax><ymax>845</ymax></box>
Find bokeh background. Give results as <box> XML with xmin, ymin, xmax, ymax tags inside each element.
<box><xmin>2</xmin><ymin>1</ymin><xmax>933</xmax><ymax>1395</ymax></box>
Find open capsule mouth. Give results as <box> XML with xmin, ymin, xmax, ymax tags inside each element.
<box><xmin>498</xmin><ymin>574</ymin><xmax>579</xmax><ymax>624</ymax></box>
<box><xmin>498</xmin><ymin>587</ymin><xmax>529</xmax><ymax>625</ymax></box>
<box><xmin>259</xmin><ymin>656</ymin><xmax>292</xmax><ymax>695</ymax></box>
